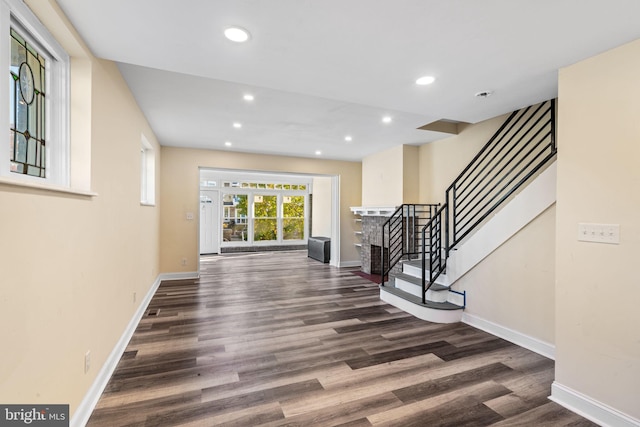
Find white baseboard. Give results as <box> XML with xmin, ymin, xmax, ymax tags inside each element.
<box><xmin>461</xmin><ymin>312</ymin><xmax>555</xmax><ymax>360</ymax></box>
<box><xmin>159</xmin><ymin>271</ymin><xmax>199</xmax><ymax>281</ymax></box>
<box><xmin>550</xmin><ymin>382</ymin><xmax>640</xmax><ymax>427</ymax></box>
<box><xmin>71</xmin><ymin>275</ymin><xmax>162</xmax><ymax>427</ymax></box>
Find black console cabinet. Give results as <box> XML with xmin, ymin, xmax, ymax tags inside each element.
<box><xmin>308</xmin><ymin>236</ymin><xmax>330</xmax><ymax>263</ymax></box>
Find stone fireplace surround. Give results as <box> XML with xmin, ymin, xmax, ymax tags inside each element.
<box><xmin>350</xmin><ymin>207</ymin><xmax>395</xmax><ymax>275</ymax></box>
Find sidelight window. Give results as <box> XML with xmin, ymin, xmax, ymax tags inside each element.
<box><xmin>222</xmin><ymin>194</ymin><xmax>248</xmax><ymax>242</ymax></box>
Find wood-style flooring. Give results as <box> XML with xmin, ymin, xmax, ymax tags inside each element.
<box><xmin>87</xmin><ymin>250</ymin><xmax>595</xmax><ymax>427</ymax></box>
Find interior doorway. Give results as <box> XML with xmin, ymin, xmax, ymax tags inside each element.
<box><xmin>197</xmin><ymin>169</ymin><xmax>339</xmax><ymax>270</ymax></box>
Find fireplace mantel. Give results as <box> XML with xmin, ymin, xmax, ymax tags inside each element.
<box><xmin>350</xmin><ymin>206</ymin><xmax>396</xmax><ymax>217</ymax></box>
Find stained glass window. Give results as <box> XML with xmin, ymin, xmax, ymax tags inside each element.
<box><xmin>10</xmin><ymin>27</ymin><xmax>46</xmax><ymax>178</ymax></box>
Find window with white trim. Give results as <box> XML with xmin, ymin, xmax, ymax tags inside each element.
<box><xmin>221</xmin><ymin>187</ymin><xmax>309</xmax><ymax>246</ymax></box>
<box><xmin>2</xmin><ymin>0</ymin><xmax>70</xmax><ymax>186</ymax></box>
<box><xmin>140</xmin><ymin>134</ymin><xmax>155</xmax><ymax>205</ymax></box>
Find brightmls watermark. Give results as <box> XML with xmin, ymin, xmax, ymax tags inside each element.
<box><xmin>0</xmin><ymin>405</ymin><xmax>68</xmax><ymax>426</ymax></box>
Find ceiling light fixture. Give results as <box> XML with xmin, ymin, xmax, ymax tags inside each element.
<box><xmin>315</xmin><ymin>150</ymin><xmax>322</xmax><ymax>156</ymax></box>
<box><xmin>243</xmin><ymin>94</ymin><xmax>254</xmax><ymax>101</ymax></box>
<box><xmin>224</xmin><ymin>26</ymin><xmax>251</xmax><ymax>43</ymax></box>
<box><xmin>416</xmin><ymin>75</ymin><xmax>436</xmax><ymax>86</ymax></box>
<box><xmin>382</xmin><ymin>116</ymin><xmax>392</xmax><ymax>124</ymax></box>
<box><xmin>345</xmin><ymin>135</ymin><xmax>353</xmax><ymax>142</ymax></box>
<box><xmin>233</xmin><ymin>122</ymin><xmax>242</xmax><ymax>129</ymax></box>
<box><xmin>225</xmin><ymin>141</ymin><xmax>232</xmax><ymax>147</ymax></box>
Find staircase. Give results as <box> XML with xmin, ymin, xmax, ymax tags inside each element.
<box><xmin>381</xmin><ymin>259</ymin><xmax>466</xmax><ymax>323</ymax></box>
<box><xmin>380</xmin><ymin>99</ymin><xmax>557</xmax><ymax>323</ymax></box>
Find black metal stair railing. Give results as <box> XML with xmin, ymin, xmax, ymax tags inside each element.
<box><xmin>420</xmin><ymin>99</ymin><xmax>557</xmax><ymax>299</ymax></box>
<box><xmin>380</xmin><ymin>204</ymin><xmax>439</xmax><ymax>285</ymax></box>
<box><xmin>420</xmin><ymin>203</ymin><xmax>447</xmax><ymax>303</ymax></box>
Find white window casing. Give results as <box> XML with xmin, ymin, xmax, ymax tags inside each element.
<box><xmin>1</xmin><ymin>0</ymin><xmax>70</xmax><ymax>188</ymax></box>
<box><xmin>140</xmin><ymin>133</ymin><xmax>155</xmax><ymax>205</ymax></box>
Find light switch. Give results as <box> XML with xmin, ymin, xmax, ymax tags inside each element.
<box><xmin>186</xmin><ymin>212</ymin><xmax>194</xmax><ymax>220</ymax></box>
<box><xmin>602</xmin><ymin>224</ymin><xmax>620</xmax><ymax>244</ymax></box>
<box><xmin>578</xmin><ymin>223</ymin><xmax>620</xmax><ymax>244</ymax></box>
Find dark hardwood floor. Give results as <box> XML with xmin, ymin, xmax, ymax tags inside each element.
<box><xmin>87</xmin><ymin>250</ymin><xmax>595</xmax><ymax>427</ymax></box>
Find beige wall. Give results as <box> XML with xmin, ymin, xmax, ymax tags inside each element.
<box><xmin>312</xmin><ymin>176</ymin><xmax>333</xmax><ymax>237</ymax></box>
<box><xmin>0</xmin><ymin>0</ymin><xmax>161</xmax><ymax>417</ymax></box>
<box><xmin>402</xmin><ymin>145</ymin><xmax>420</xmax><ymax>203</ymax></box>
<box><xmin>455</xmin><ymin>205</ymin><xmax>556</xmax><ymax>344</ymax></box>
<box><xmin>362</xmin><ymin>144</ymin><xmax>404</xmax><ymax>206</ymax></box>
<box><xmin>556</xmin><ymin>38</ymin><xmax>640</xmax><ymax>418</ymax></box>
<box><xmin>418</xmin><ymin>115</ymin><xmax>507</xmax><ymax>203</ymax></box>
<box><xmin>160</xmin><ymin>147</ymin><xmax>361</xmax><ymax>272</ymax></box>
<box><xmin>362</xmin><ymin>144</ymin><xmax>421</xmax><ymax>206</ymax></box>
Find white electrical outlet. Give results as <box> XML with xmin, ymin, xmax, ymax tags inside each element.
<box><xmin>84</xmin><ymin>351</ymin><xmax>91</xmax><ymax>374</ymax></box>
<box><xmin>181</xmin><ymin>258</ymin><xmax>187</xmax><ymax>266</ymax></box>
<box><xmin>578</xmin><ymin>223</ymin><xmax>620</xmax><ymax>244</ymax></box>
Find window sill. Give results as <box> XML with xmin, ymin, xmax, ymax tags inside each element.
<box><xmin>140</xmin><ymin>202</ymin><xmax>156</xmax><ymax>207</ymax></box>
<box><xmin>0</xmin><ymin>176</ymin><xmax>97</xmax><ymax>197</ymax></box>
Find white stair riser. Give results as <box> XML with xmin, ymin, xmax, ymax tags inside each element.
<box><xmin>402</xmin><ymin>263</ymin><xmax>450</xmax><ymax>286</ymax></box>
<box><xmin>426</xmin><ymin>289</ymin><xmax>448</xmax><ymax>303</ymax></box>
<box><xmin>394</xmin><ymin>277</ymin><xmax>422</xmax><ymax>298</ymax></box>
<box><xmin>395</xmin><ymin>277</ymin><xmax>459</xmax><ymax>304</ymax></box>
<box><xmin>402</xmin><ymin>262</ymin><xmax>424</xmax><ymax>277</ymax></box>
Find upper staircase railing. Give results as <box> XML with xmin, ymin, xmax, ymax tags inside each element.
<box><xmin>419</xmin><ymin>99</ymin><xmax>557</xmax><ymax>302</ymax></box>
<box><xmin>381</xmin><ymin>204</ymin><xmax>439</xmax><ymax>285</ymax></box>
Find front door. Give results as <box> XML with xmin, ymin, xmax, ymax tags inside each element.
<box><xmin>200</xmin><ymin>190</ymin><xmax>219</xmax><ymax>254</ymax></box>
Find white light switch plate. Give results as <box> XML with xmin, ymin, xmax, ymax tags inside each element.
<box><xmin>578</xmin><ymin>223</ymin><xmax>620</xmax><ymax>244</ymax></box>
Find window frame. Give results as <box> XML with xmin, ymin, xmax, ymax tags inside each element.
<box><xmin>281</xmin><ymin>194</ymin><xmax>306</xmax><ymax>241</ymax></box>
<box><xmin>252</xmin><ymin>193</ymin><xmax>279</xmax><ymax>243</ymax></box>
<box><xmin>219</xmin><ymin>189</ymin><xmax>309</xmax><ymax>247</ymax></box>
<box><xmin>140</xmin><ymin>133</ymin><xmax>155</xmax><ymax>205</ymax></box>
<box><xmin>1</xmin><ymin>0</ymin><xmax>70</xmax><ymax>187</ymax></box>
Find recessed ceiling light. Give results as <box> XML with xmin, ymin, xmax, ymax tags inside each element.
<box><xmin>224</xmin><ymin>26</ymin><xmax>250</xmax><ymax>43</ymax></box>
<box><xmin>233</xmin><ymin>122</ymin><xmax>242</xmax><ymax>129</ymax></box>
<box><xmin>315</xmin><ymin>150</ymin><xmax>322</xmax><ymax>156</ymax></box>
<box><xmin>243</xmin><ymin>94</ymin><xmax>254</xmax><ymax>101</ymax></box>
<box><xmin>382</xmin><ymin>116</ymin><xmax>392</xmax><ymax>124</ymax></box>
<box><xmin>225</xmin><ymin>141</ymin><xmax>232</xmax><ymax>147</ymax></box>
<box><xmin>345</xmin><ymin>135</ymin><xmax>353</xmax><ymax>142</ymax></box>
<box><xmin>416</xmin><ymin>75</ymin><xmax>436</xmax><ymax>86</ymax></box>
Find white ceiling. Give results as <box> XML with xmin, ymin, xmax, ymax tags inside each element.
<box><xmin>56</xmin><ymin>0</ymin><xmax>640</xmax><ymax>161</ymax></box>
